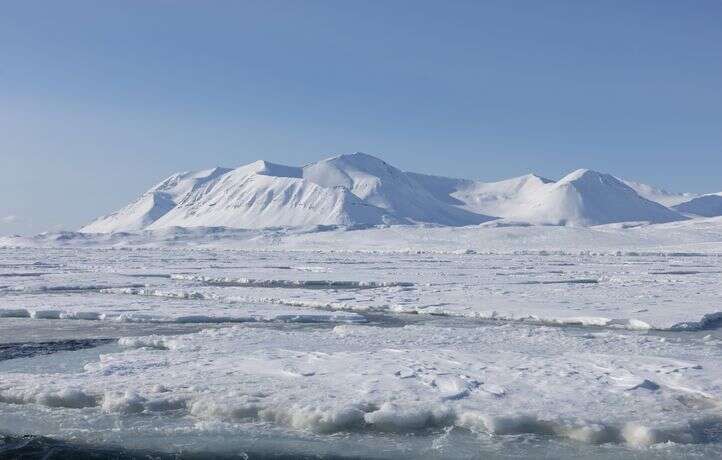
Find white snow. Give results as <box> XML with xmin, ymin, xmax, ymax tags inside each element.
<box><xmin>413</xmin><ymin>169</ymin><xmax>685</xmax><ymax>226</ymax></box>
<box><xmin>12</xmin><ymin>214</ymin><xmax>722</xmax><ymax>255</ymax></box>
<box><xmin>302</xmin><ymin>153</ymin><xmax>489</xmax><ymax>226</ymax></box>
<box><xmin>2</xmin><ymin>321</ymin><xmax>722</xmax><ymax>448</ymax></box>
<box><xmin>621</xmin><ymin>179</ymin><xmax>700</xmax><ymax>207</ymax></box>
<box><xmin>80</xmin><ymin>152</ymin><xmax>707</xmax><ymax>233</ymax></box>
<box><xmin>673</xmin><ymin>193</ymin><xmax>722</xmax><ymax>217</ymax></box>
<box><xmin>504</xmin><ymin>169</ymin><xmax>685</xmax><ymax>226</ymax></box>
<box><xmin>3</xmin><ymin>153</ymin><xmax>722</xmax><ymax>457</ymax></box>
<box><xmin>82</xmin><ymin>167</ymin><xmax>231</xmax><ymax>233</ymax></box>
<box><xmin>2</xmin><ymin>243</ymin><xmax>722</xmax><ymax>331</ymax></box>
<box><xmin>409</xmin><ymin>171</ymin><xmax>554</xmax><ymax>218</ymax></box>
<box><xmin>2</xmin><ymin>242</ymin><xmax>722</xmax><ymax>456</ymax></box>
<box><xmin>80</xmin><ymin>153</ymin><xmax>493</xmax><ymax>233</ymax></box>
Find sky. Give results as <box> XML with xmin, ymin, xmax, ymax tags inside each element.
<box><xmin>1</xmin><ymin>0</ymin><xmax>722</xmax><ymax>235</ymax></box>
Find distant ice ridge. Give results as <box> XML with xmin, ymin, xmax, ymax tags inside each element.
<box><xmin>80</xmin><ymin>152</ymin><xmax>703</xmax><ymax>233</ymax></box>
<box><xmin>0</xmin><ymin>303</ymin><xmax>366</xmax><ymax>325</ymax></box>
<box><xmin>169</xmin><ymin>273</ymin><xmax>413</xmax><ymax>289</ymax></box>
<box><xmin>7</xmin><ymin>215</ymin><xmax>722</xmax><ymax>254</ymax></box>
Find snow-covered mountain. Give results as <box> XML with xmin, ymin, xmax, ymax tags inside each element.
<box><xmin>81</xmin><ymin>153</ymin><xmax>691</xmax><ymax>233</ymax></box>
<box><xmin>82</xmin><ymin>167</ymin><xmax>231</xmax><ymax>233</ymax></box>
<box><xmin>620</xmin><ymin>179</ymin><xmax>699</xmax><ymax>207</ymax></box>
<box><xmin>83</xmin><ymin>159</ymin><xmax>399</xmax><ymax>232</ymax></box>
<box><xmin>672</xmin><ymin>193</ymin><xmax>722</xmax><ymax>217</ymax></box>
<box><xmin>409</xmin><ymin>172</ymin><xmax>554</xmax><ymax>218</ymax></box>
<box><xmin>411</xmin><ymin>169</ymin><xmax>685</xmax><ymax>226</ymax></box>
<box><xmin>302</xmin><ymin>153</ymin><xmax>486</xmax><ymax>226</ymax></box>
<box><xmin>505</xmin><ymin>169</ymin><xmax>685</xmax><ymax>226</ymax></box>
<box><xmin>619</xmin><ymin>177</ymin><xmax>722</xmax><ymax>218</ymax></box>
<box><xmin>82</xmin><ymin>154</ymin><xmax>493</xmax><ymax>233</ymax></box>
<box><xmin>147</xmin><ymin>160</ymin><xmax>398</xmax><ymax>229</ymax></box>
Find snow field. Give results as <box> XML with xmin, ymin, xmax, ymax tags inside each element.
<box><xmin>1</xmin><ymin>323</ymin><xmax>721</xmax><ymax>447</ymax></box>
<box><xmin>1</xmin><ymin>247</ymin><xmax>722</xmax><ymax>329</ymax></box>
<box><xmin>1</xmin><ymin>245</ymin><xmax>722</xmax><ymax>455</ymax></box>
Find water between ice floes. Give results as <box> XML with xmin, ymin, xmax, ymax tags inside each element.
<box><xmin>1</xmin><ymin>315</ymin><xmax>721</xmax><ymax>459</ymax></box>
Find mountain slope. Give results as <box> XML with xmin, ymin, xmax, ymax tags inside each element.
<box><xmin>81</xmin><ymin>167</ymin><xmax>231</xmax><ymax>233</ymax></box>
<box><xmin>409</xmin><ymin>172</ymin><xmax>554</xmax><ymax>218</ymax></box>
<box><xmin>621</xmin><ymin>179</ymin><xmax>699</xmax><ymax>207</ymax></box>
<box><xmin>302</xmin><ymin>153</ymin><xmax>492</xmax><ymax>226</ymax></box>
<box><xmin>81</xmin><ymin>154</ymin><xmax>695</xmax><ymax>233</ymax></box>
<box><xmin>148</xmin><ymin>162</ymin><xmax>395</xmax><ymax>229</ymax></box>
<box><xmin>509</xmin><ymin>169</ymin><xmax>687</xmax><ymax>226</ymax></box>
<box><xmin>411</xmin><ymin>169</ymin><xmax>687</xmax><ymax>226</ymax></box>
<box><xmin>673</xmin><ymin>193</ymin><xmax>722</xmax><ymax>217</ymax></box>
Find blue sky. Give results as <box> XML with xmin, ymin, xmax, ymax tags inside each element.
<box><xmin>2</xmin><ymin>0</ymin><xmax>721</xmax><ymax>235</ymax></box>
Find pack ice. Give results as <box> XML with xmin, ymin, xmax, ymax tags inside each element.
<box><xmin>1</xmin><ymin>243</ymin><xmax>722</xmax><ymax>458</ymax></box>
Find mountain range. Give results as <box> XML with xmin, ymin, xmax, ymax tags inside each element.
<box><xmin>81</xmin><ymin>153</ymin><xmax>720</xmax><ymax>233</ymax></box>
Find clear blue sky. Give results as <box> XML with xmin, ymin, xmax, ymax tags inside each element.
<box><xmin>2</xmin><ymin>0</ymin><xmax>721</xmax><ymax>235</ymax></box>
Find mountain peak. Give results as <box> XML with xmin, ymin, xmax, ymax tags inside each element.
<box><xmin>555</xmin><ymin>169</ymin><xmax>635</xmax><ymax>193</ymax></box>
<box><xmin>320</xmin><ymin>152</ymin><xmax>391</xmax><ymax>169</ymax></box>
<box><xmin>337</xmin><ymin>151</ymin><xmax>383</xmax><ymax>160</ymax></box>
<box><xmin>673</xmin><ymin>194</ymin><xmax>722</xmax><ymax>217</ymax></box>
<box><xmin>520</xmin><ymin>173</ymin><xmax>554</xmax><ymax>184</ymax></box>
<box><xmin>235</xmin><ymin>160</ymin><xmax>302</xmax><ymax>178</ymax></box>
<box><xmin>620</xmin><ymin>178</ymin><xmax>699</xmax><ymax>207</ymax></box>
<box><xmin>302</xmin><ymin>153</ymin><xmax>491</xmax><ymax>225</ymax></box>
<box><xmin>557</xmin><ymin>168</ymin><xmax>607</xmax><ymax>183</ymax></box>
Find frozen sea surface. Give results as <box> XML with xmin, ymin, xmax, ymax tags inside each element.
<box><xmin>1</xmin><ymin>247</ymin><xmax>722</xmax><ymax>458</ymax></box>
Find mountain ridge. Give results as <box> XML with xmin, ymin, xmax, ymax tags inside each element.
<box><xmin>81</xmin><ymin>153</ymin><xmax>693</xmax><ymax>233</ymax></box>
